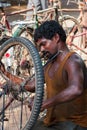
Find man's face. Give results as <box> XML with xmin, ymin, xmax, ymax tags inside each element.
<box><xmin>36</xmin><ymin>36</ymin><xmax>58</xmax><ymax>59</ymax></box>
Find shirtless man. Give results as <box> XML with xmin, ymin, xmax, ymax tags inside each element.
<box><xmin>0</xmin><ymin>20</ymin><xmax>87</xmax><ymax>130</ymax></box>
<box><xmin>32</xmin><ymin>20</ymin><xmax>87</xmax><ymax>130</ymax></box>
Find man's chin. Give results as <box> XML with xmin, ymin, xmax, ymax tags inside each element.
<box><xmin>48</xmin><ymin>51</ymin><xmax>59</xmax><ymax>60</ymax></box>
<box><xmin>41</xmin><ymin>52</ymin><xmax>52</xmax><ymax>60</ymax></box>
<box><xmin>45</xmin><ymin>53</ymin><xmax>56</xmax><ymax>60</ymax></box>
<box><xmin>41</xmin><ymin>52</ymin><xmax>56</xmax><ymax>60</ymax></box>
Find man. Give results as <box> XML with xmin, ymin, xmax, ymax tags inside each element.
<box><xmin>0</xmin><ymin>20</ymin><xmax>87</xmax><ymax>130</ymax></box>
<box><xmin>31</xmin><ymin>20</ymin><xmax>87</xmax><ymax>130</ymax></box>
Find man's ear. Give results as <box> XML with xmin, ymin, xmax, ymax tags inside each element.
<box><xmin>53</xmin><ymin>33</ymin><xmax>60</xmax><ymax>44</ymax></box>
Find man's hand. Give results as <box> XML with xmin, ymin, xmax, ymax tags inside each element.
<box><xmin>28</xmin><ymin>96</ymin><xmax>34</xmax><ymax>111</ymax></box>
<box><xmin>40</xmin><ymin>100</ymin><xmax>47</xmax><ymax>112</ymax></box>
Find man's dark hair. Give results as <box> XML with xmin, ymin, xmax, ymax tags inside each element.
<box><xmin>34</xmin><ymin>20</ymin><xmax>66</xmax><ymax>42</ymax></box>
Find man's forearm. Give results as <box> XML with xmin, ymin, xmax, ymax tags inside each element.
<box><xmin>4</xmin><ymin>71</ymin><xmax>35</xmax><ymax>92</ymax></box>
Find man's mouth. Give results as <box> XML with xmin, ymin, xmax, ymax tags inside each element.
<box><xmin>41</xmin><ymin>51</ymin><xmax>54</xmax><ymax>60</ymax></box>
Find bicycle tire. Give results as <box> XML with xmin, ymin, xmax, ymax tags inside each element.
<box><xmin>13</xmin><ymin>25</ymin><xmax>34</xmax><ymax>42</ymax></box>
<box><xmin>59</xmin><ymin>15</ymin><xmax>81</xmax><ymax>36</ymax></box>
<box><xmin>59</xmin><ymin>15</ymin><xmax>85</xmax><ymax>52</ymax></box>
<box><xmin>0</xmin><ymin>37</ymin><xmax>44</xmax><ymax>130</ymax></box>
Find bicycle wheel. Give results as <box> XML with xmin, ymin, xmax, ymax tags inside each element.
<box><xmin>59</xmin><ymin>15</ymin><xmax>83</xmax><ymax>51</ymax></box>
<box><xmin>0</xmin><ymin>37</ymin><xmax>44</xmax><ymax>130</ymax></box>
<box><xmin>59</xmin><ymin>15</ymin><xmax>81</xmax><ymax>36</ymax></box>
<box><xmin>13</xmin><ymin>24</ymin><xmax>34</xmax><ymax>42</ymax></box>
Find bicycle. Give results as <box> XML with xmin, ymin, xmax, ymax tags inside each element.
<box><xmin>66</xmin><ymin>0</ymin><xmax>87</xmax><ymax>49</ymax></box>
<box><xmin>0</xmin><ymin>37</ymin><xmax>44</xmax><ymax>130</ymax></box>
<box><xmin>0</xmin><ymin>1</ymin><xmax>11</xmax><ymax>45</ymax></box>
<box><xmin>65</xmin><ymin>0</ymin><xmax>87</xmax><ymax>65</ymax></box>
<box><xmin>0</xmin><ymin>0</ymin><xmax>82</xmax><ymax>47</ymax></box>
<box><xmin>0</xmin><ymin>1</ymin><xmax>34</xmax><ymax>46</ymax></box>
<box><xmin>0</xmin><ymin>35</ymin><xmax>62</xmax><ymax>130</ymax></box>
<box><xmin>0</xmin><ymin>0</ymin><xmax>81</xmax><ymax>46</ymax></box>
<box><xmin>11</xmin><ymin>0</ymin><xmax>81</xmax><ymax>60</ymax></box>
<box><xmin>12</xmin><ymin>0</ymin><xmax>81</xmax><ymax>37</ymax></box>
<box><xmin>0</xmin><ymin>2</ymin><xmax>34</xmax><ymax>72</ymax></box>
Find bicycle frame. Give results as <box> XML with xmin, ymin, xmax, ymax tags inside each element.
<box><xmin>66</xmin><ymin>1</ymin><xmax>87</xmax><ymax>48</ymax></box>
<box><xmin>12</xmin><ymin>5</ymin><xmax>59</xmax><ymax>37</ymax></box>
<box><xmin>68</xmin><ymin>31</ymin><xmax>87</xmax><ymax>55</ymax></box>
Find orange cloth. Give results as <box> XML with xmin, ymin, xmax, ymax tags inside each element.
<box><xmin>44</xmin><ymin>52</ymin><xmax>87</xmax><ymax>127</ymax></box>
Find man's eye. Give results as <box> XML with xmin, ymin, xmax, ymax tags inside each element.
<box><xmin>38</xmin><ymin>43</ymin><xmax>46</xmax><ymax>51</ymax></box>
<box><xmin>39</xmin><ymin>44</ymin><xmax>43</xmax><ymax>49</ymax></box>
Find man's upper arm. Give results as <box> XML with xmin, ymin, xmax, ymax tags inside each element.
<box><xmin>65</xmin><ymin>54</ymin><xmax>84</xmax><ymax>91</ymax></box>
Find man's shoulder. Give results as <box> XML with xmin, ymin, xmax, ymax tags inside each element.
<box><xmin>67</xmin><ymin>52</ymin><xmax>84</xmax><ymax>64</ymax></box>
<box><xmin>64</xmin><ymin>52</ymin><xmax>86</xmax><ymax>72</ymax></box>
